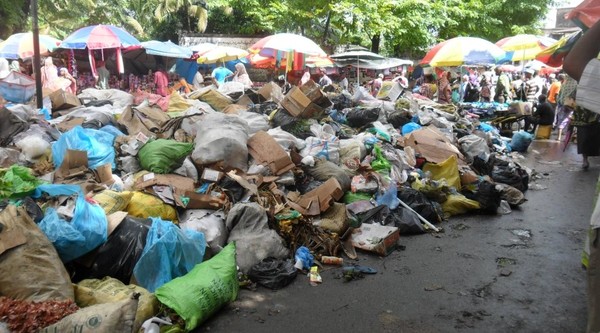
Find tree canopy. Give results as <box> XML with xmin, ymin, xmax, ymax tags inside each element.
<box><xmin>2</xmin><ymin>0</ymin><xmax>557</xmax><ymax>59</ymax></box>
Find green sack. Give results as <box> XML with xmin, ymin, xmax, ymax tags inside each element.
<box><xmin>138</xmin><ymin>139</ymin><xmax>194</xmax><ymax>174</ymax></box>
<box><xmin>0</xmin><ymin>165</ymin><xmax>43</xmax><ymax>199</ymax></box>
<box><xmin>371</xmin><ymin>145</ymin><xmax>391</xmax><ymax>173</ymax></box>
<box><xmin>155</xmin><ymin>242</ymin><xmax>238</xmax><ymax>332</ymax></box>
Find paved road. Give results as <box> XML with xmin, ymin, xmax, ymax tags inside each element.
<box><xmin>199</xmin><ymin>140</ymin><xmax>597</xmax><ymax>333</ymax></box>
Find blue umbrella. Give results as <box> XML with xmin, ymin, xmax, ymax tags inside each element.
<box><xmin>60</xmin><ymin>24</ymin><xmax>140</xmax><ymax>50</ymax></box>
<box><xmin>141</xmin><ymin>40</ymin><xmax>193</xmax><ymax>59</ymax></box>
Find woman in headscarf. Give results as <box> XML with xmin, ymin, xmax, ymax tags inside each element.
<box><xmin>480</xmin><ymin>75</ymin><xmax>492</xmax><ymax>102</ymax></box>
<box><xmin>419</xmin><ymin>74</ymin><xmax>437</xmax><ymax>100</ymax></box>
<box><xmin>463</xmin><ymin>74</ymin><xmax>480</xmax><ymax>102</ymax></box>
<box><xmin>232</xmin><ymin>62</ymin><xmax>252</xmax><ymax>89</ymax></box>
<box><xmin>58</xmin><ymin>67</ymin><xmax>77</xmax><ymax>94</ymax></box>
<box><xmin>437</xmin><ymin>71</ymin><xmax>452</xmax><ymax>104</ymax></box>
<box><xmin>41</xmin><ymin>57</ymin><xmax>58</xmax><ymax>89</ymax></box>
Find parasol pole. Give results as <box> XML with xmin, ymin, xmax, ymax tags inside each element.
<box><xmin>31</xmin><ymin>0</ymin><xmax>43</xmax><ymax>109</ymax></box>
<box><xmin>356</xmin><ymin>55</ymin><xmax>360</xmax><ymax>86</ymax></box>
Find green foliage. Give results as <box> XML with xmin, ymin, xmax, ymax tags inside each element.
<box><xmin>0</xmin><ymin>0</ymin><xmax>29</xmax><ymax>39</ymax></box>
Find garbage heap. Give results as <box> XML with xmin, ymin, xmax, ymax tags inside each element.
<box><xmin>0</xmin><ymin>79</ymin><xmax>530</xmax><ymax>332</ymax></box>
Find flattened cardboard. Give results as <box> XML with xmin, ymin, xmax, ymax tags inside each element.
<box><xmin>56</xmin><ymin>117</ymin><xmax>85</xmax><ymax>132</ymax></box>
<box><xmin>94</xmin><ymin>163</ymin><xmax>114</xmax><ymax>185</ymax></box>
<box><xmin>134</xmin><ymin>173</ymin><xmax>195</xmax><ymax>192</ymax></box>
<box><xmin>281</xmin><ymin>86</ymin><xmax>312</xmax><ymax>117</ymax></box>
<box><xmin>258</xmin><ymin>82</ymin><xmax>284</xmax><ymax>103</ymax></box>
<box><xmin>54</xmin><ymin>149</ymin><xmax>88</xmax><ymax>181</ymax></box>
<box><xmin>49</xmin><ymin>89</ymin><xmax>81</xmax><ymax>111</ymax></box>
<box><xmin>183</xmin><ymin>190</ymin><xmax>228</xmax><ymax>210</ymax></box>
<box><xmin>247</xmin><ymin>131</ymin><xmax>295</xmax><ymax>176</ymax></box>
<box><xmin>351</xmin><ymin>223</ymin><xmax>399</xmax><ymax>256</ymax></box>
<box><xmin>403</xmin><ymin>126</ymin><xmax>465</xmax><ymax>164</ymax></box>
<box><xmin>287</xmin><ymin>178</ymin><xmax>343</xmax><ymax>216</ymax></box>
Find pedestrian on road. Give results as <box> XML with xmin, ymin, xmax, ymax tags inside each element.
<box><xmin>564</xmin><ymin>18</ymin><xmax>600</xmax><ymax>333</ymax></box>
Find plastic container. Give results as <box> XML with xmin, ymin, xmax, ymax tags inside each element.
<box><xmin>321</xmin><ymin>256</ymin><xmax>343</xmax><ymax>265</ymax></box>
<box><xmin>0</xmin><ymin>72</ymin><xmax>36</xmax><ymax>103</ymax></box>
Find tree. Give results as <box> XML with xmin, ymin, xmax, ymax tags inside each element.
<box><xmin>0</xmin><ymin>0</ymin><xmax>30</xmax><ymax>39</ymax></box>
<box><xmin>154</xmin><ymin>0</ymin><xmax>209</xmax><ymax>33</ymax></box>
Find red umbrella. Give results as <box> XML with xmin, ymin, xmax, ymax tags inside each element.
<box><xmin>565</xmin><ymin>0</ymin><xmax>600</xmax><ymax>29</ymax></box>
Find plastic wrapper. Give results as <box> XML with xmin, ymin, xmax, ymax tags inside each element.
<box><xmin>248</xmin><ymin>258</ymin><xmax>298</xmax><ymax>290</ymax></box>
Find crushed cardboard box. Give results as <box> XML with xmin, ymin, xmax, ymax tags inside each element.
<box><xmin>287</xmin><ymin>178</ymin><xmax>343</xmax><ymax>216</ymax></box>
<box><xmin>49</xmin><ymin>89</ymin><xmax>81</xmax><ymax>111</ymax></box>
<box><xmin>403</xmin><ymin>126</ymin><xmax>465</xmax><ymax>165</ymax></box>
<box><xmin>351</xmin><ymin>223</ymin><xmax>399</xmax><ymax>256</ymax></box>
<box><xmin>247</xmin><ymin>131</ymin><xmax>295</xmax><ymax>176</ymax></box>
<box><xmin>281</xmin><ymin>86</ymin><xmax>325</xmax><ymax>119</ymax></box>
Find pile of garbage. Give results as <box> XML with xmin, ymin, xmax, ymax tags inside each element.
<box><xmin>0</xmin><ymin>79</ymin><xmax>531</xmax><ymax>332</ymax></box>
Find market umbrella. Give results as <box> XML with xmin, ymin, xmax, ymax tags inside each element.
<box><xmin>248</xmin><ymin>53</ymin><xmax>334</xmax><ymax>69</ymax></box>
<box><xmin>420</xmin><ymin>37</ymin><xmax>506</xmax><ymax>67</ymax></box>
<box><xmin>249</xmin><ymin>33</ymin><xmax>326</xmax><ymax>57</ymax></box>
<box><xmin>495</xmin><ymin>34</ymin><xmax>556</xmax><ymax>62</ymax></box>
<box><xmin>331</xmin><ymin>49</ymin><xmax>384</xmax><ymax>84</ymax></box>
<box><xmin>190</xmin><ymin>43</ymin><xmax>216</xmax><ymax>55</ymax></box>
<box><xmin>0</xmin><ymin>32</ymin><xmax>61</xmax><ymax>59</ymax></box>
<box><xmin>565</xmin><ymin>0</ymin><xmax>600</xmax><ymax>29</ymax></box>
<box><xmin>535</xmin><ymin>31</ymin><xmax>583</xmax><ymax>67</ymax></box>
<box><xmin>140</xmin><ymin>40</ymin><xmax>193</xmax><ymax>59</ymax></box>
<box><xmin>197</xmin><ymin>46</ymin><xmax>248</xmax><ymax>64</ymax></box>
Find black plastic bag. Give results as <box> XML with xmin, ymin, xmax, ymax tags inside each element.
<box><xmin>358</xmin><ymin>205</ymin><xmax>426</xmax><ymax>235</ymax></box>
<box><xmin>248</xmin><ymin>101</ymin><xmax>279</xmax><ymax>115</ymax></box>
<box><xmin>248</xmin><ymin>257</ymin><xmax>297</xmax><ymax>290</ymax></box>
<box><xmin>330</xmin><ymin>93</ymin><xmax>353</xmax><ymax>111</ymax></box>
<box><xmin>345</xmin><ymin>107</ymin><xmax>380</xmax><ymax>128</ymax></box>
<box><xmin>398</xmin><ymin>188</ymin><xmax>444</xmax><ymax>224</ymax></box>
<box><xmin>491</xmin><ymin>164</ymin><xmax>529</xmax><ymax>192</ymax></box>
<box><xmin>387</xmin><ymin>111</ymin><xmax>411</xmax><ymax>129</ymax></box>
<box><xmin>271</xmin><ymin>109</ymin><xmax>297</xmax><ymax>128</ymax></box>
<box><xmin>219</xmin><ymin>177</ymin><xmax>246</xmax><ymax>203</ymax></box>
<box><xmin>466</xmin><ymin>181</ymin><xmax>501</xmax><ymax>214</ymax></box>
<box><xmin>69</xmin><ymin>216</ymin><xmax>151</xmax><ymax>284</ymax></box>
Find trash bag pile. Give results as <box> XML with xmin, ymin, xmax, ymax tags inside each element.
<box><xmin>0</xmin><ymin>81</ymin><xmax>531</xmax><ymax>332</ymax></box>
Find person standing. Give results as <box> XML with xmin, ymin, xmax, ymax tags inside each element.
<box><xmin>154</xmin><ymin>65</ymin><xmax>169</xmax><ymax>97</ymax></box>
<box><xmin>437</xmin><ymin>71</ymin><xmax>452</xmax><ymax>104</ymax></box>
<box><xmin>479</xmin><ymin>75</ymin><xmax>492</xmax><ymax>102</ymax></box>
<box><xmin>419</xmin><ymin>74</ymin><xmax>438</xmax><ymax>100</ymax></box>
<box><xmin>524</xmin><ymin>69</ymin><xmax>539</xmax><ymax>104</ymax></box>
<box><xmin>41</xmin><ymin>57</ymin><xmax>58</xmax><ymax>89</ymax></box>
<box><xmin>232</xmin><ymin>63</ymin><xmax>253</xmax><ymax>89</ymax></box>
<box><xmin>318</xmin><ymin>67</ymin><xmax>333</xmax><ymax>88</ymax></box>
<box><xmin>192</xmin><ymin>68</ymin><xmax>204</xmax><ymax>90</ymax></box>
<box><xmin>564</xmin><ymin>19</ymin><xmax>600</xmax><ymax>333</ymax></box>
<box><xmin>458</xmin><ymin>74</ymin><xmax>469</xmax><ymax>102</ymax></box>
<box><xmin>547</xmin><ymin>74</ymin><xmax>562</xmax><ymax>110</ymax></box>
<box><xmin>339</xmin><ymin>72</ymin><xmax>349</xmax><ymax>91</ymax></box>
<box><xmin>95</xmin><ymin>60</ymin><xmax>110</xmax><ymax>90</ymax></box>
<box><xmin>494</xmin><ymin>67</ymin><xmax>511</xmax><ymax>103</ymax></box>
<box><xmin>58</xmin><ymin>67</ymin><xmax>77</xmax><ymax>94</ymax></box>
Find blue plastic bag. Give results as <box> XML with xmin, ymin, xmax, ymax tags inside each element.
<box><xmin>99</xmin><ymin>125</ymin><xmax>126</xmax><ymax>138</ymax></box>
<box><xmin>479</xmin><ymin>123</ymin><xmax>495</xmax><ymax>133</ymax></box>
<box><xmin>294</xmin><ymin>246</ymin><xmax>313</xmax><ymax>270</ymax></box>
<box><xmin>402</xmin><ymin>122</ymin><xmax>422</xmax><ymax>136</ymax></box>
<box><xmin>52</xmin><ymin>125</ymin><xmax>116</xmax><ymax>170</ymax></box>
<box><xmin>376</xmin><ymin>182</ymin><xmax>400</xmax><ymax>210</ymax></box>
<box><xmin>133</xmin><ymin>217</ymin><xmax>206</xmax><ymax>292</ymax></box>
<box><xmin>35</xmin><ymin>184</ymin><xmax>108</xmax><ymax>263</ymax></box>
<box><xmin>510</xmin><ymin>131</ymin><xmax>533</xmax><ymax>153</ymax></box>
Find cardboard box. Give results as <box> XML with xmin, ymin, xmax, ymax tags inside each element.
<box><xmin>351</xmin><ymin>223</ymin><xmax>399</xmax><ymax>256</ymax></box>
<box><xmin>403</xmin><ymin>126</ymin><xmax>465</xmax><ymax>164</ymax></box>
<box><xmin>54</xmin><ymin>149</ymin><xmax>88</xmax><ymax>181</ymax></box>
<box><xmin>287</xmin><ymin>178</ymin><xmax>343</xmax><ymax>216</ymax></box>
<box><xmin>247</xmin><ymin>131</ymin><xmax>295</xmax><ymax>176</ymax></box>
<box><xmin>300</xmin><ymin>80</ymin><xmax>333</xmax><ymax>108</ymax></box>
<box><xmin>376</xmin><ymin>81</ymin><xmax>403</xmax><ymax>102</ymax></box>
<box><xmin>201</xmin><ymin>168</ymin><xmax>224</xmax><ymax>183</ymax></box>
<box><xmin>281</xmin><ymin>86</ymin><xmax>312</xmax><ymax>117</ymax></box>
<box><xmin>94</xmin><ymin>163</ymin><xmax>114</xmax><ymax>185</ymax></box>
<box><xmin>258</xmin><ymin>82</ymin><xmax>284</xmax><ymax>103</ymax></box>
<box><xmin>49</xmin><ymin>89</ymin><xmax>81</xmax><ymax>111</ymax></box>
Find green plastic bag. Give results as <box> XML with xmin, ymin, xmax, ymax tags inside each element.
<box><xmin>371</xmin><ymin>145</ymin><xmax>391</xmax><ymax>173</ymax></box>
<box><xmin>343</xmin><ymin>191</ymin><xmax>372</xmax><ymax>204</ymax></box>
<box><xmin>0</xmin><ymin>165</ymin><xmax>43</xmax><ymax>199</ymax></box>
<box><xmin>138</xmin><ymin>139</ymin><xmax>194</xmax><ymax>174</ymax></box>
<box><xmin>155</xmin><ymin>242</ymin><xmax>238</xmax><ymax>332</ymax></box>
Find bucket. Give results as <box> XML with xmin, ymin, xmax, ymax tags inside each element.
<box><xmin>535</xmin><ymin>125</ymin><xmax>552</xmax><ymax>139</ymax></box>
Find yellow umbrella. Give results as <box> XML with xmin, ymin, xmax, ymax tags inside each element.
<box><xmin>495</xmin><ymin>34</ymin><xmax>556</xmax><ymax>62</ymax></box>
<box><xmin>197</xmin><ymin>46</ymin><xmax>248</xmax><ymax>64</ymax></box>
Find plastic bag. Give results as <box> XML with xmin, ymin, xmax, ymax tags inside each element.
<box><xmin>52</xmin><ymin>125</ymin><xmax>116</xmax><ymax>170</ymax></box>
<box><xmin>74</xmin><ymin>277</ymin><xmax>158</xmax><ymax>333</ymax></box>
<box><xmin>0</xmin><ymin>205</ymin><xmax>74</xmax><ymax>301</ymax></box>
<box><xmin>458</xmin><ymin>134</ymin><xmax>490</xmax><ymax>163</ymax></box>
<box><xmin>376</xmin><ymin>182</ymin><xmax>400</xmax><ymax>210</ymax></box>
<box><xmin>441</xmin><ymin>194</ymin><xmax>481</xmax><ymax>218</ymax></box>
<box><xmin>155</xmin><ymin>243</ymin><xmax>238</xmax><ymax>331</ymax></box>
<box><xmin>126</xmin><ymin>191</ymin><xmax>178</xmax><ymax>222</ymax></box>
<box><xmin>225</xmin><ymin>203</ymin><xmax>289</xmax><ymax>273</ymax></box>
<box><xmin>40</xmin><ymin>296</ymin><xmax>138</xmax><ymax>333</ymax></box>
<box><xmin>308</xmin><ymin>158</ymin><xmax>351</xmax><ymax>192</ymax></box>
<box><xmin>35</xmin><ymin>184</ymin><xmax>108</xmax><ymax>263</ymax></box>
<box><xmin>371</xmin><ymin>145</ymin><xmax>391</xmax><ymax>172</ymax></box>
<box><xmin>70</xmin><ymin>216</ymin><xmax>151</xmax><ymax>284</ymax></box>
<box><xmin>346</xmin><ymin>107</ymin><xmax>380</xmax><ymax>128</ymax></box>
<box><xmin>300</xmin><ymin>124</ymin><xmax>340</xmax><ymax>165</ymax></box>
<box><xmin>294</xmin><ymin>246</ymin><xmax>314</xmax><ymax>270</ymax></box>
<box><xmin>179</xmin><ymin>209</ymin><xmax>228</xmax><ymax>256</ymax></box>
<box><xmin>237</xmin><ymin>111</ymin><xmax>270</xmax><ymax>135</ymax></box>
<box><xmin>15</xmin><ymin>135</ymin><xmax>50</xmax><ymax>161</ymax></box>
<box><xmin>422</xmin><ymin>155</ymin><xmax>461</xmax><ymax>190</ymax></box>
<box><xmin>191</xmin><ymin>113</ymin><xmax>250</xmax><ymax>171</ymax></box>
<box><xmin>133</xmin><ymin>217</ymin><xmax>206</xmax><ymax>292</ymax></box>
<box><xmin>248</xmin><ymin>258</ymin><xmax>298</xmax><ymax>290</ymax></box>
<box><xmin>0</xmin><ymin>165</ymin><xmax>43</xmax><ymax>199</ymax></box>
<box><xmin>510</xmin><ymin>130</ymin><xmax>533</xmax><ymax>152</ymax></box>
<box><xmin>93</xmin><ymin>190</ymin><xmax>133</xmax><ymax>214</ymax></box>
<box><xmin>138</xmin><ymin>139</ymin><xmax>194</xmax><ymax>174</ymax></box>
<box><xmin>491</xmin><ymin>163</ymin><xmax>529</xmax><ymax>192</ymax></box>
<box><xmin>398</xmin><ymin>188</ymin><xmax>444</xmax><ymax>225</ymax></box>
<box><xmin>267</xmin><ymin>127</ymin><xmax>306</xmax><ymax>150</ymax></box>
<box><xmin>401</xmin><ymin>122</ymin><xmax>422</xmax><ymax>135</ymax></box>
<box><xmin>496</xmin><ymin>183</ymin><xmax>527</xmax><ymax>206</ymax></box>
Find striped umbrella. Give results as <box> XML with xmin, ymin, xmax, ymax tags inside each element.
<box><xmin>420</xmin><ymin>37</ymin><xmax>506</xmax><ymax>67</ymax></box>
<box><xmin>535</xmin><ymin>31</ymin><xmax>582</xmax><ymax>67</ymax></box>
<box><xmin>0</xmin><ymin>32</ymin><xmax>61</xmax><ymax>59</ymax></box>
<box><xmin>496</xmin><ymin>34</ymin><xmax>556</xmax><ymax>62</ymax></box>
